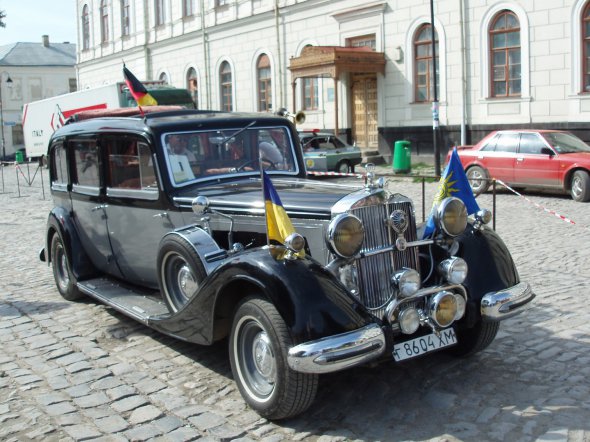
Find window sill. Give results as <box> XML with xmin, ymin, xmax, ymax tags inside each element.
<box><xmin>478</xmin><ymin>96</ymin><xmax>531</xmax><ymax>104</ymax></box>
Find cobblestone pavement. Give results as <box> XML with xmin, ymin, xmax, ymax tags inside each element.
<box><xmin>1</xmin><ymin>162</ymin><xmax>590</xmax><ymax>441</ymax></box>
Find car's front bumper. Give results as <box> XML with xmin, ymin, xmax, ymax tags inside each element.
<box><xmin>481</xmin><ymin>281</ymin><xmax>535</xmax><ymax>321</ymax></box>
<box><xmin>287</xmin><ymin>323</ymin><xmax>386</xmax><ymax>374</ymax></box>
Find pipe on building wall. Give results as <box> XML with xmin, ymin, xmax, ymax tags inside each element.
<box><xmin>143</xmin><ymin>0</ymin><xmax>152</xmax><ymax>79</ymax></box>
<box><xmin>275</xmin><ymin>0</ymin><xmax>284</xmax><ymax>109</ymax></box>
<box><xmin>201</xmin><ymin>0</ymin><xmax>211</xmax><ymax>110</ymax></box>
<box><xmin>459</xmin><ymin>0</ymin><xmax>466</xmax><ymax>145</ymax></box>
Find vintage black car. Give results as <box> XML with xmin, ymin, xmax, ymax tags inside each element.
<box><xmin>40</xmin><ymin>107</ymin><xmax>535</xmax><ymax>420</ymax></box>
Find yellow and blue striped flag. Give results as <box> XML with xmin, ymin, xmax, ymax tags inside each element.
<box><xmin>262</xmin><ymin>171</ymin><xmax>296</xmax><ymax>244</ymax></box>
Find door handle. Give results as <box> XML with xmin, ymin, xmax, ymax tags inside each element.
<box><xmin>92</xmin><ymin>204</ymin><xmax>108</xmax><ymax>212</ymax></box>
<box><xmin>153</xmin><ymin>212</ymin><xmax>170</xmax><ymax>219</ymax></box>
<box><xmin>516</xmin><ymin>157</ymin><xmax>524</xmax><ymax>162</ymax></box>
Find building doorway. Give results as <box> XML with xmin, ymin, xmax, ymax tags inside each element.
<box><xmin>351</xmin><ymin>74</ymin><xmax>378</xmax><ymax>152</ymax></box>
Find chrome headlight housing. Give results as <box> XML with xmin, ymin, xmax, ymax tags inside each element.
<box><xmin>434</xmin><ymin>197</ymin><xmax>468</xmax><ymax>237</ymax></box>
<box><xmin>327</xmin><ymin>214</ymin><xmax>365</xmax><ymax>258</ymax></box>
<box><xmin>438</xmin><ymin>257</ymin><xmax>468</xmax><ymax>284</ymax></box>
<box><xmin>429</xmin><ymin>291</ymin><xmax>458</xmax><ymax>328</ymax></box>
<box><xmin>392</xmin><ymin>268</ymin><xmax>421</xmax><ymax>298</ymax></box>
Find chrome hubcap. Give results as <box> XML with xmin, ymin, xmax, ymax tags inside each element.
<box><xmin>177</xmin><ymin>264</ymin><xmax>197</xmax><ymax>297</ymax></box>
<box><xmin>252</xmin><ymin>331</ymin><xmax>275</xmax><ymax>381</ymax></box>
<box><xmin>572</xmin><ymin>177</ymin><xmax>582</xmax><ymax>198</ymax></box>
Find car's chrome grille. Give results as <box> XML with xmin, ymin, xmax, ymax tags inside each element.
<box><xmin>350</xmin><ymin>200</ymin><xmax>420</xmax><ymax>318</ymax></box>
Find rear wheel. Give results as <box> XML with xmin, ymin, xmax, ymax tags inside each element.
<box><xmin>467</xmin><ymin>166</ymin><xmax>490</xmax><ymax>196</ymax></box>
<box><xmin>570</xmin><ymin>170</ymin><xmax>590</xmax><ymax>202</ymax></box>
<box><xmin>229</xmin><ymin>297</ymin><xmax>318</xmax><ymax>420</ymax></box>
<box><xmin>157</xmin><ymin>235</ymin><xmax>207</xmax><ymax>313</ymax></box>
<box><xmin>336</xmin><ymin>161</ymin><xmax>351</xmax><ymax>174</ymax></box>
<box><xmin>50</xmin><ymin>233</ymin><xmax>83</xmax><ymax>301</ymax></box>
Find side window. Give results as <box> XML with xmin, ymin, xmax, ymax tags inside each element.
<box><xmin>106</xmin><ymin>138</ymin><xmax>158</xmax><ymax>199</ymax></box>
<box><xmin>494</xmin><ymin>133</ymin><xmax>519</xmax><ymax>153</ymax></box>
<box><xmin>480</xmin><ymin>134</ymin><xmax>499</xmax><ymax>152</ymax></box>
<box><xmin>72</xmin><ymin>139</ymin><xmax>100</xmax><ymax>194</ymax></box>
<box><xmin>51</xmin><ymin>142</ymin><xmax>68</xmax><ymax>191</ymax></box>
<box><xmin>519</xmin><ymin>133</ymin><xmax>545</xmax><ymax>154</ymax></box>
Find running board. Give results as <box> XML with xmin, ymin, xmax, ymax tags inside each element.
<box><xmin>77</xmin><ymin>278</ymin><xmax>170</xmax><ymax>323</ymax></box>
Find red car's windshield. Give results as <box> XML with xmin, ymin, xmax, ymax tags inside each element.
<box><xmin>542</xmin><ymin>132</ymin><xmax>590</xmax><ymax>154</ymax></box>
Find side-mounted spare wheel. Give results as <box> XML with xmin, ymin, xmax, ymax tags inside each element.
<box><xmin>50</xmin><ymin>233</ymin><xmax>83</xmax><ymax>301</ymax></box>
<box><xmin>229</xmin><ymin>296</ymin><xmax>318</xmax><ymax>420</ymax></box>
<box><xmin>157</xmin><ymin>235</ymin><xmax>207</xmax><ymax>313</ymax></box>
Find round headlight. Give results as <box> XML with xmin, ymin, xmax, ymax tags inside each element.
<box><xmin>435</xmin><ymin>197</ymin><xmax>468</xmax><ymax>237</ymax></box>
<box><xmin>438</xmin><ymin>257</ymin><xmax>468</xmax><ymax>284</ymax></box>
<box><xmin>454</xmin><ymin>293</ymin><xmax>466</xmax><ymax>321</ymax></box>
<box><xmin>327</xmin><ymin>214</ymin><xmax>365</xmax><ymax>258</ymax></box>
<box><xmin>429</xmin><ymin>291</ymin><xmax>458</xmax><ymax>328</ymax></box>
<box><xmin>398</xmin><ymin>307</ymin><xmax>420</xmax><ymax>334</ymax></box>
<box><xmin>284</xmin><ymin>232</ymin><xmax>305</xmax><ymax>253</ymax></box>
<box><xmin>392</xmin><ymin>268</ymin><xmax>421</xmax><ymax>298</ymax></box>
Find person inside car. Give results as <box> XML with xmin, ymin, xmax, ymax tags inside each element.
<box><xmin>167</xmin><ymin>134</ymin><xmax>196</xmax><ymax>163</ymax></box>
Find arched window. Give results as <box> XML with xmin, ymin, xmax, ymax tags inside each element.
<box><xmin>183</xmin><ymin>0</ymin><xmax>194</xmax><ymax>17</ymax></box>
<box><xmin>100</xmin><ymin>0</ymin><xmax>109</xmax><ymax>43</ymax></box>
<box><xmin>583</xmin><ymin>2</ymin><xmax>590</xmax><ymax>92</ymax></box>
<box><xmin>220</xmin><ymin>61</ymin><xmax>233</xmax><ymax>111</ymax></box>
<box><xmin>187</xmin><ymin>68</ymin><xmax>198</xmax><ymax>109</ymax></box>
<box><xmin>82</xmin><ymin>4</ymin><xmax>90</xmax><ymax>50</ymax></box>
<box><xmin>257</xmin><ymin>54</ymin><xmax>272</xmax><ymax>112</ymax></box>
<box><xmin>155</xmin><ymin>0</ymin><xmax>165</xmax><ymax>26</ymax></box>
<box><xmin>414</xmin><ymin>23</ymin><xmax>438</xmax><ymax>102</ymax></box>
<box><xmin>121</xmin><ymin>0</ymin><xmax>130</xmax><ymax>36</ymax></box>
<box><xmin>159</xmin><ymin>72</ymin><xmax>169</xmax><ymax>84</ymax></box>
<box><xmin>489</xmin><ymin>10</ymin><xmax>520</xmax><ymax>97</ymax></box>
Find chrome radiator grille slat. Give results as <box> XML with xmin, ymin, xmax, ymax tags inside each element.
<box><xmin>350</xmin><ymin>200</ymin><xmax>420</xmax><ymax>317</ymax></box>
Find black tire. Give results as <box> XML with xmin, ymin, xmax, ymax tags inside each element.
<box><xmin>447</xmin><ymin>320</ymin><xmax>499</xmax><ymax>357</ymax></box>
<box><xmin>229</xmin><ymin>297</ymin><xmax>318</xmax><ymax>420</ymax></box>
<box><xmin>466</xmin><ymin>166</ymin><xmax>490</xmax><ymax>196</ymax></box>
<box><xmin>336</xmin><ymin>161</ymin><xmax>351</xmax><ymax>173</ymax></box>
<box><xmin>570</xmin><ymin>170</ymin><xmax>590</xmax><ymax>202</ymax></box>
<box><xmin>50</xmin><ymin>233</ymin><xmax>83</xmax><ymax>301</ymax></box>
<box><xmin>157</xmin><ymin>235</ymin><xmax>207</xmax><ymax>313</ymax></box>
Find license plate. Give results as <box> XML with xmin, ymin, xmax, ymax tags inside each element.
<box><xmin>393</xmin><ymin>328</ymin><xmax>457</xmax><ymax>362</ymax></box>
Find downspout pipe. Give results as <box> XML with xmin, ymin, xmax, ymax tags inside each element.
<box><xmin>459</xmin><ymin>0</ymin><xmax>467</xmax><ymax>145</ymax></box>
<box><xmin>275</xmin><ymin>0</ymin><xmax>284</xmax><ymax>109</ymax></box>
<box><xmin>201</xmin><ymin>0</ymin><xmax>211</xmax><ymax>109</ymax></box>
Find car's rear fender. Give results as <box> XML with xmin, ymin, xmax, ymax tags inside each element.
<box><xmin>149</xmin><ymin>247</ymin><xmax>378</xmax><ymax>345</ymax></box>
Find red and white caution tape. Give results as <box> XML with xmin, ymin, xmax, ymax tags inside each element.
<box><xmin>308</xmin><ymin>171</ymin><xmax>363</xmax><ymax>178</ymax></box>
<box><xmin>496</xmin><ymin>179</ymin><xmax>588</xmax><ymax>230</ymax></box>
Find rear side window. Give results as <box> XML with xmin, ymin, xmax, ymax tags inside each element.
<box><xmin>72</xmin><ymin>139</ymin><xmax>100</xmax><ymax>187</ymax></box>
<box><xmin>50</xmin><ymin>142</ymin><xmax>68</xmax><ymax>191</ymax></box>
<box><xmin>494</xmin><ymin>133</ymin><xmax>519</xmax><ymax>153</ymax></box>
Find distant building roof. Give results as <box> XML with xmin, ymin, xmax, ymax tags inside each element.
<box><xmin>0</xmin><ymin>37</ymin><xmax>76</xmax><ymax>67</ymax></box>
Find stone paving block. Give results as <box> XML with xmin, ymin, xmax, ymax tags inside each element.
<box><xmin>123</xmin><ymin>423</ymin><xmax>163</xmax><ymax>440</ymax></box>
<box><xmin>188</xmin><ymin>411</ymin><xmax>226</xmax><ymax>431</ymax></box>
<box><xmin>153</xmin><ymin>415</ymin><xmax>185</xmax><ymax>433</ymax></box>
<box><xmin>44</xmin><ymin>402</ymin><xmax>77</xmax><ymax>416</ymax></box>
<box><xmin>94</xmin><ymin>414</ymin><xmax>130</xmax><ymax>433</ymax></box>
<box><xmin>36</xmin><ymin>392</ymin><xmax>70</xmax><ymax>406</ymax></box>
<box><xmin>106</xmin><ymin>384</ymin><xmax>137</xmax><ymax>401</ymax></box>
<box><xmin>111</xmin><ymin>395</ymin><xmax>149</xmax><ymax>413</ymax></box>
<box><xmin>63</xmin><ymin>424</ymin><xmax>102</xmax><ymax>440</ymax></box>
<box><xmin>73</xmin><ymin>391</ymin><xmax>111</xmax><ymax>409</ymax></box>
<box><xmin>129</xmin><ymin>404</ymin><xmax>164</xmax><ymax>425</ymax></box>
<box><xmin>165</xmin><ymin>426</ymin><xmax>203</xmax><ymax>441</ymax></box>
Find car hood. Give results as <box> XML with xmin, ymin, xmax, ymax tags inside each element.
<box><xmin>175</xmin><ymin>177</ymin><xmax>362</xmax><ymax>219</ymax></box>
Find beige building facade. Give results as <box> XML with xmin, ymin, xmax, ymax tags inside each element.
<box><xmin>76</xmin><ymin>0</ymin><xmax>590</xmax><ymax>162</ymax></box>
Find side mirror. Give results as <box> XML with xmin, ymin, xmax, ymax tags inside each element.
<box><xmin>541</xmin><ymin>147</ymin><xmax>554</xmax><ymax>156</ymax></box>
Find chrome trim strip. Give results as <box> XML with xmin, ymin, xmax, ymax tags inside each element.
<box><xmin>481</xmin><ymin>282</ymin><xmax>535</xmax><ymax>321</ymax></box>
<box><xmin>287</xmin><ymin>324</ymin><xmax>386</xmax><ymax>374</ymax></box>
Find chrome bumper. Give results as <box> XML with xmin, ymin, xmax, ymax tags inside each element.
<box><xmin>287</xmin><ymin>323</ymin><xmax>386</xmax><ymax>374</ymax></box>
<box><xmin>481</xmin><ymin>281</ymin><xmax>535</xmax><ymax>321</ymax></box>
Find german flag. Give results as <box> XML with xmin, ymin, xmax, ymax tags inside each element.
<box><xmin>123</xmin><ymin>65</ymin><xmax>158</xmax><ymax>106</ymax></box>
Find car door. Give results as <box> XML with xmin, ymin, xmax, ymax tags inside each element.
<box><xmin>514</xmin><ymin>133</ymin><xmax>560</xmax><ymax>187</ymax></box>
<box><xmin>69</xmin><ymin>136</ymin><xmax>123</xmax><ymax>278</ymax></box>
<box><xmin>102</xmin><ymin>136</ymin><xmax>184</xmax><ymax>288</ymax></box>
<box><xmin>478</xmin><ymin>132</ymin><xmax>518</xmax><ymax>183</ymax></box>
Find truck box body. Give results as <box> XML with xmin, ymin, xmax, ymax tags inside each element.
<box><xmin>22</xmin><ymin>82</ymin><xmax>195</xmax><ymax>159</ymax></box>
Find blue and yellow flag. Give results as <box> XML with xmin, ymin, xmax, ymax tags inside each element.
<box><xmin>423</xmin><ymin>148</ymin><xmax>480</xmax><ymax>238</ymax></box>
<box><xmin>262</xmin><ymin>171</ymin><xmax>296</xmax><ymax>244</ymax></box>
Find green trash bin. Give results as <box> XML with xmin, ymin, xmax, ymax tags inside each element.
<box><xmin>393</xmin><ymin>140</ymin><xmax>411</xmax><ymax>173</ymax></box>
<box><xmin>15</xmin><ymin>150</ymin><xmax>24</xmax><ymax>164</ymax></box>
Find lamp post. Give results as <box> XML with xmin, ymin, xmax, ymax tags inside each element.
<box><xmin>0</xmin><ymin>72</ymin><xmax>13</xmax><ymax>161</ymax></box>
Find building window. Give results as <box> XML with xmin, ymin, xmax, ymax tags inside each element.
<box><xmin>100</xmin><ymin>0</ymin><xmax>109</xmax><ymax>43</ymax></box>
<box><xmin>121</xmin><ymin>0</ymin><xmax>130</xmax><ymax>36</ymax></box>
<box><xmin>302</xmin><ymin>78</ymin><xmax>319</xmax><ymax>111</ymax></box>
<box><xmin>257</xmin><ymin>54</ymin><xmax>272</xmax><ymax>112</ymax></box>
<box><xmin>216</xmin><ymin>0</ymin><xmax>229</xmax><ymax>7</ymax></box>
<box><xmin>82</xmin><ymin>4</ymin><xmax>90</xmax><ymax>50</ymax></box>
<box><xmin>583</xmin><ymin>2</ymin><xmax>590</xmax><ymax>92</ymax></box>
<box><xmin>489</xmin><ymin>10</ymin><xmax>520</xmax><ymax>97</ymax></box>
<box><xmin>187</xmin><ymin>68</ymin><xmax>198</xmax><ymax>109</ymax></box>
<box><xmin>12</xmin><ymin>124</ymin><xmax>24</xmax><ymax>146</ymax></box>
<box><xmin>183</xmin><ymin>0</ymin><xmax>194</xmax><ymax>17</ymax></box>
<box><xmin>159</xmin><ymin>72</ymin><xmax>169</xmax><ymax>84</ymax></box>
<box><xmin>220</xmin><ymin>61</ymin><xmax>233</xmax><ymax>112</ymax></box>
<box><xmin>414</xmin><ymin>23</ymin><xmax>439</xmax><ymax>103</ymax></box>
<box><xmin>155</xmin><ymin>0</ymin><xmax>165</xmax><ymax>26</ymax></box>
<box><xmin>69</xmin><ymin>78</ymin><xmax>77</xmax><ymax>93</ymax></box>
<box><xmin>347</xmin><ymin>34</ymin><xmax>376</xmax><ymax>51</ymax></box>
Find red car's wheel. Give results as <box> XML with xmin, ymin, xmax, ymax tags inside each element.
<box><xmin>570</xmin><ymin>170</ymin><xmax>590</xmax><ymax>202</ymax></box>
<box><xmin>466</xmin><ymin>166</ymin><xmax>490</xmax><ymax>196</ymax></box>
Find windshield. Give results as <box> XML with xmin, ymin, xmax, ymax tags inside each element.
<box><xmin>163</xmin><ymin>126</ymin><xmax>298</xmax><ymax>186</ymax></box>
<box><xmin>542</xmin><ymin>132</ymin><xmax>590</xmax><ymax>154</ymax></box>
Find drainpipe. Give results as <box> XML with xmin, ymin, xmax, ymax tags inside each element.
<box><xmin>275</xmin><ymin>0</ymin><xmax>284</xmax><ymax>109</ymax></box>
<box><xmin>143</xmin><ymin>0</ymin><xmax>152</xmax><ymax>79</ymax></box>
<box><xmin>459</xmin><ymin>0</ymin><xmax>466</xmax><ymax>145</ymax></box>
<box><xmin>201</xmin><ymin>0</ymin><xmax>211</xmax><ymax>109</ymax></box>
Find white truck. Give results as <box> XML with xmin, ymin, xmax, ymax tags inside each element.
<box><xmin>22</xmin><ymin>81</ymin><xmax>195</xmax><ymax>160</ymax></box>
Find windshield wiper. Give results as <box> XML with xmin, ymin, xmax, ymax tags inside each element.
<box><xmin>215</xmin><ymin>121</ymin><xmax>257</xmax><ymax>146</ymax></box>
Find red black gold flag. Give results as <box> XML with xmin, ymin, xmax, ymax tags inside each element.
<box><xmin>123</xmin><ymin>65</ymin><xmax>158</xmax><ymax>106</ymax></box>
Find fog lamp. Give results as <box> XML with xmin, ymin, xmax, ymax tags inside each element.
<box><xmin>454</xmin><ymin>293</ymin><xmax>467</xmax><ymax>321</ymax></box>
<box><xmin>398</xmin><ymin>307</ymin><xmax>420</xmax><ymax>334</ymax></box>
<box><xmin>438</xmin><ymin>257</ymin><xmax>468</xmax><ymax>284</ymax></box>
<box><xmin>284</xmin><ymin>233</ymin><xmax>305</xmax><ymax>254</ymax></box>
<box><xmin>327</xmin><ymin>214</ymin><xmax>365</xmax><ymax>258</ymax></box>
<box><xmin>429</xmin><ymin>291</ymin><xmax>458</xmax><ymax>328</ymax></box>
<box><xmin>392</xmin><ymin>268</ymin><xmax>421</xmax><ymax>298</ymax></box>
<box><xmin>434</xmin><ymin>197</ymin><xmax>467</xmax><ymax>237</ymax></box>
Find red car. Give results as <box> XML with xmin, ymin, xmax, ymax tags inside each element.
<box><xmin>451</xmin><ymin>130</ymin><xmax>590</xmax><ymax>202</ymax></box>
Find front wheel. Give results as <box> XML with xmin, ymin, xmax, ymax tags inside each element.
<box><xmin>335</xmin><ymin>161</ymin><xmax>351</xmax><ymax>174</ymax></box>
<box><xmin>447</xmin><ymin>320</ymin><xmax>499</xmax><ymax>357</ymax></box>
<box><xmin>570</xmin><ymin>170</ymin><xmax>590</xmax><ymax>202</ymax></box>
<box><xmin>229</xmin><ymin>297</ymin><xmax>318</xmax><ymax>420</ymax></box>
<box><xmin>466</xmin><ymin>166</ymin><xmax>490</xmax><ymax>196</ymax></box>
<box><xmin>50</xmin><ymin>233</ymin><xmax>83</xmax><ymax>301</ymax></box>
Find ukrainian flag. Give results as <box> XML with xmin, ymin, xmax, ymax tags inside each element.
<box><xmin>423</xmin><ymin>148</ymin><xmax>480</xmax><ymax>238</ymax></box>
<box><xmin>263</xmin><ymin>171</ymin><xmax>296</xmax><ymax>244</ymax></box>
<box><xmin>123</xmin><ymin>65</ymin><xmax>158</xmax><ymax>107</ymax></box>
